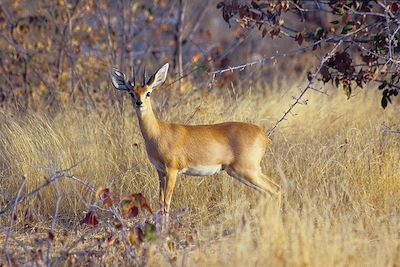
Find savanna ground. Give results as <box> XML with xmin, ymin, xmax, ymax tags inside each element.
<box><xmin>0</xmin><ymin>63</ymin><xmax>399</xmax><ymax>266</ymax></box>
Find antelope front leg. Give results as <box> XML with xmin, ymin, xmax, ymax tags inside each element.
<box><xmin>157</xmin><ymin>170</ymin><xmax>168</xmax><ymax>230</ymax></box>
<box><xmin>164</xmin><ymin>168</ymin><xmax>178</xmax><ymax>215</ymax></box>
<box><xmin>157</xmin><ymin>170</ymin><xmax>166</xmax><ymax>213</ymax></box>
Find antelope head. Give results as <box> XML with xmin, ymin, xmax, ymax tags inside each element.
<box><xmin>110</xmin><ymin>63</ymin><xmax>169</xmax><ymax>116</ymax></box>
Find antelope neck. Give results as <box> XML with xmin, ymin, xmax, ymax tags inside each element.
<box><xmin>136</xmin><ymin>102</ymin><xmax>161</xmax><ymax>140</ymax></box>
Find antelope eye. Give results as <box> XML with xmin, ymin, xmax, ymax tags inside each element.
<box><xmin>146</xmin><ymin>92</ymin><xmax>151</xmax><ymax>98</ymax></box>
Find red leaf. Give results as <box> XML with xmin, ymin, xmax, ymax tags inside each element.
<box><xmin>96</xmin><ymin>187</ymin><xmax>109</xmax><ymax>200</ymax></box>
<box><xmin>320</xmin><ymin>66</ymin><xmax>331</xmax><ymax>83</ymax></box>
<box><xmin>96</xmin><ymin>187</ymin><xmax>111</xmax><ymax>207</ymax></box>
<box><xmin>262</xmin><ymin>28</ymin><xmax>267</xmax><ymax>38</ymax></box>
<box><xmin>186</xmin><ymin>234</ymin><xmax>194</xmax><ymax>244</ymax></box>
<box><xmin>250</xmin><ymin>9</ymin><xmax>261</xmax><ymax>20</ymax></box>
<box><xmin>96</xmin><ymin>187</ymin><xmax>120</xmax><ymax>209</ymax></box>
<box><xmin>48</xmin><ymin>231</ymin><xmax>55</xmax><ymax>241</ymax></box>
<box><xmin>392</xmin><ymin>3</ymin><xmax>399</xmax><ymax>13</ymax></box>
<box><xmin>114</xmin><ymin>219</ymin><xmax>123</xmax><ymax>230</ymax></box>
<box><xmin>80</xmin><ymin>211</ymin><xmax>99</xmax><ymax>227</ymax></box>
<box><xmin>141</xmin><ymin>203</ymin><xmax>153</xmax><ymax>214</ymax></box>
<box><xmin>130</xmin><ymin>206</ymin><xmax>139</xmax><ymax>217</ymax></box>
<box><xmin>295</xmin><ymin>32</ymin><xmax>304</xmax><ymax>46</ymax></box>
<box><xmin>222</xmin><ymin>10</ymin><xmax>231</xmax><ymax>27</ymax></box>
<box><xmin>239</xmin><ymin>6</ymin><xmax>247</xmax><ymax>18</ymax></box>
<box><xmin>121</xmin><ymin>197</ymin><xmax>136</xmax><ymax>218</ymax></box>
<box><xmin>269</xmin><ymin>28</ymin><xmax>280</xmax><ymax>38</ymax></box>
<box><xmin>107</xmin><ymin>235</ymin><xmax>117</xmax><ymax>246</ymax></box>
<box><xmin>132</xmin><ymin>193</ymin><xmax>153</xmax><ymax>214</ymax></box>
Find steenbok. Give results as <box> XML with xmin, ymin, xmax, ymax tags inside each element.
<box><xmin>111</xmin><ymin>63</ymin><xmax>281</xmax><ymax>215</ymax></box>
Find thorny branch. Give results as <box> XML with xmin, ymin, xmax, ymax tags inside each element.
<box><xmin>210</xmin><ymin>39</ymin><xmax>324</xmax><ymax>75</ymax></box>
<box><xmin>0</xmin><ymin>159</ymin><xmax>87</xmax><ymax>217</ymax></box>
<box><xmin>210</xmin><ymin>18</ymin><xmax>376</xmax><ymax>75</ymax></box>
<box><xmin>267</xmin><ymin>40</ymin><xmax>344</xmax><ymax>138</ymax></box>
<box><xmin>382</xmin><ymin>124</ymin><xmax>400</xmax><ymax>135</ymax></box>
<box><xmin>0</xmin><ymin>159</ymin><xmax>106</xmax><ymax>265</ymax></box>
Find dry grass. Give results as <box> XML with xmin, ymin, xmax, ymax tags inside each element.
<box><xmin>0</xmin><ymin>74</ymin><xmax>399</xmax><ymax>266</ymax></box>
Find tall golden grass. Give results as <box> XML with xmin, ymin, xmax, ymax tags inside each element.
<box><xmin>0</xmin><ymin>75</ymin><xmax>399</xmax><ymax>266</ymax></box>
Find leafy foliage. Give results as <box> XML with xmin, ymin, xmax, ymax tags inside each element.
<box><xmin>217</xmin><ymin>0</ymin><xmax>400</xmax><ymax>108</ymax></box>
<box><xmin>4</xmin><ymin>186</ymin><xmax>191</xmax><ymax>265</ymax></box>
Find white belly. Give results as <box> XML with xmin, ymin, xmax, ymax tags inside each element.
<box><xmin>180</xmin><ymin>165</ymin><xmax>222</xmax><ymax>176</ymax></box>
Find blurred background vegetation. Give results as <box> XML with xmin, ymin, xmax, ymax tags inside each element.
<box><xmin>0</xmin><ymin>0</ymin><xmax>333</xmax><ymax>112</ymax></box>
<box><xmin>1</xmin><ymin>0</ymin><xmax>399</xmax><ymax>112</ymax></box>
<box><xmin>0</xmin><ymin>0</ymin><xmax>250</xmax><ymax>110</ymax></box>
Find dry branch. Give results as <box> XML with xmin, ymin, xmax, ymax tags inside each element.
<box><xmin>267</xmin><ymin>40</ymin><xmax>344</xmax><ymax>137</ymax></box>
<box><xmin>2</xmin><ymin>175</ymin><xmax>27</xmax><ymax>264</ymax></box>
<box><xmin>0</xmin><ymin>159</ymin><xmax>86</xmax><ymax>217</ymax></box>
<box><xmin>382</xmin><ymin>124</ymin><xmax>400</xmax><ymax>135</ymax></box>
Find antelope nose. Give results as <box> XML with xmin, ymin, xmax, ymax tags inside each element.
<box><xmin>136</xmin><ymin>100</ymin><xmax>143</xmax><ymax>106</ymax></box>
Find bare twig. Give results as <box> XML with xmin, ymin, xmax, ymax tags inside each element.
<box><xmin>382</xmin><ymin>124</ymin><xmax>400</xmax><ymax>135</ymax></box>
<box><xmin>0</xmin><ymin>159</ymin><xmax>86</xmax><ymax>217</ymax></box>
<box><xmin>52</xmin><ymin>225</ymin><xmax>105</xmax><ymax>266</ymax></box>
<box><xmin>210</xmin><ymin>40</ymin><xmax>322</xmax><ymax>75</ymax></box>
<box><xmin>51</xmin><ymin>182</ymin><xmax>62</xmax><ymax>230</ymax></box>
<box><xmin>211</xmin><ymin>20</ymin><xmax>375</xmax><ymax>76</ymax></box>
<box><xmin>164</xmin><ymin>26</ymin><xmax>254</xmax><ymax>89</ymax></box>
<box><xmin>66</xmin><ymin>175</ymin><xmax>97</xmax><ymax>193</ymax></box>
<box><xmin>267</xmin><ymin>40</ymin><xmax>344</xmax><ymax>137</ymax></box>
<box><xmin>2</xmin><ymin>175</ymin><xmax>27</xmax><ymax>264</ymax></box>
<box><xmin>9</xmin><ymin>236</ymin><xmax>30</xmax><ymax>255</ymax></box>
<box><xmin>185</xmin><ymin>101</ymin><xmax>202</xmax><ymax>124</ymax></box>
<box><xmin>46</xmin><ymin>176</ymin><xmax>62</xmax><ymax>264</ymax></box>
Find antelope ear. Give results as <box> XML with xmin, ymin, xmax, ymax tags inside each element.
<box><xmin>147</xmin><ymin>63</ymin><xmax>169</xmax><ymax>88</ymax></box>
<box><xmin>111</xmin><ymin>68</ymin><xmax>131</xmax><ymax>91</ymax></box>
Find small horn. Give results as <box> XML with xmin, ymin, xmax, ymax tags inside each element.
<box><xmin>143</xmin><ymin>67</ymin><xmax>147</xmax><ymax>86</ymax></box>
<box><xmin>130</xmin><ymin>66</ymin><xmax>135</xmax><ymax>87</ymax></box>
